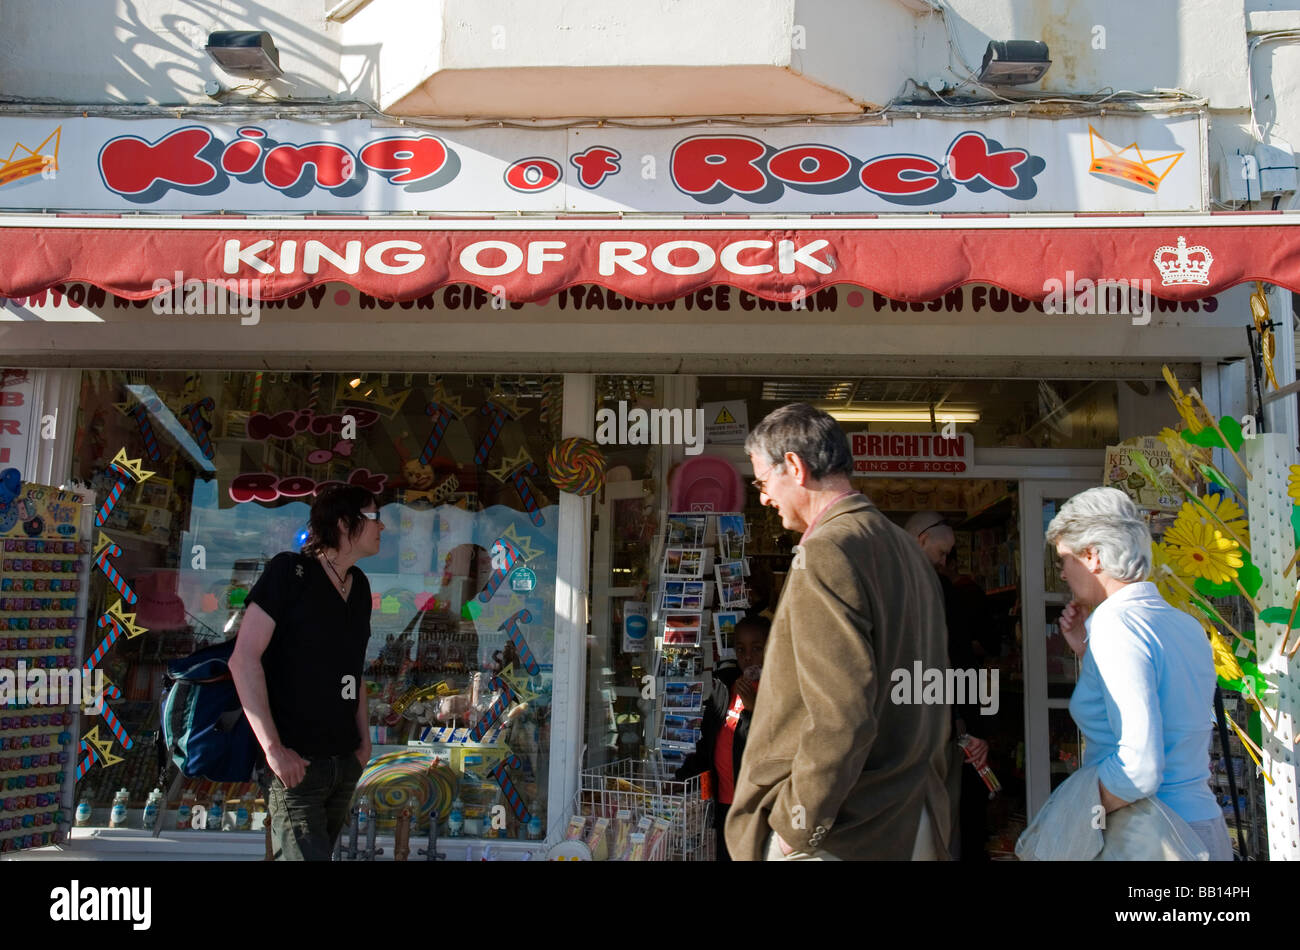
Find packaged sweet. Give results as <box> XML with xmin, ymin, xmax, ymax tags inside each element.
<box><xmin>585</xmin><ymin>816</ymin><xmax>611</xmax><ymax>860</ymax></box>
<box><xmin>627</xmin><ymin>832</ymin><xmax>647</xmax><ymax>862</ymax></box>
<box><xmin>644</xmin><ymin>816</ymin><xmax>671</xmax><ymax>860</ymax></box>
<box><xmin>565</xmin><ymin>815</ymin><xmax>588</xmax><ymax>841</ymax></box>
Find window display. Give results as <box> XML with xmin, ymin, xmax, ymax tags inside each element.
<box><xmin>69</xmin><ymin>371</ymin><xmax>563</xmax><ymax>842</ymax></box>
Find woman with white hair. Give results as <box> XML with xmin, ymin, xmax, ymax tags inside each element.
<box><xmin>1046</xmin><ymin>486</ymin><xmax>1232</xmax><ymax>860</ymax></box>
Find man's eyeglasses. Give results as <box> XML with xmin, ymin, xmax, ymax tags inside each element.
<box><xmin>752</xmin><ymin>461</ymin><xmax>784</xmax><ymax>493</ymax></box>
<box><xmin>360</xmin><ymin>511</ymin><xmax>383</xmax><ymax>523</ymax></box>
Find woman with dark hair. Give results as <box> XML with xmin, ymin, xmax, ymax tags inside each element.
<box><xmin>230</xmin><ymin>484</ymin><xmax>384</xmax><ymax>860</ymax></box>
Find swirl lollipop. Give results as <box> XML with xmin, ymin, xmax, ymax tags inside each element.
<box><xmin>353</xmin><ymin>749</ymin><xmax>456</xmax><ymax>833</ymax></box>
<box><xmin>546</xmin><ymin>437</ymin><xmax>606</xmax><ymax>497</ymax></box>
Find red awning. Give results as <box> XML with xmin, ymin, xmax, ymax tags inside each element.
<box><xmin>1</xmin><ymin>215</ymin><xmax>1298</xmax><ymax>303</ymax></box>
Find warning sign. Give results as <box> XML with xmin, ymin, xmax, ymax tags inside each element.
<box><xmin>702</xmin><ymin>400</ymin><xmax>749</xmax><ymax>445</ymax></box>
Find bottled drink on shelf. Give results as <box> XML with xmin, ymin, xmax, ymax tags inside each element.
<box><xmin>177</xmin><ymin>790</ymin><xmax>194</xmax><ymax>830</ymax></box>
<box><xmin>108</xmin><ymin>788</ymin><xmax>129</xmax><ymax>829</ymax></box>
<box><xmin>142</xmin><ymin>788</ymin><xmax>162</xmax><ymax>830</ymax></box>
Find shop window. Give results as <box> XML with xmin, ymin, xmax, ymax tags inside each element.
<box><xmin>69</xmin><ymin>371</ymin><xmax>561</xmax><ymax>842</ymax></box>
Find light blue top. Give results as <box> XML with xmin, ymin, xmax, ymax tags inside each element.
<box><xmin>1068</xmin><ymin>581</ymin><xmax>1221</xmax><ymax>824</ymax></box>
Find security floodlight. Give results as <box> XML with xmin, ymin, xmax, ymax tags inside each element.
<box><xmin>977</xmin><ymin>40</ymin><xmax>1051</xmax><ymax>86</ymax></box>
<box><xmin>205</xmin><ymin>31</ymin><xmax>282</xmax><ymax>79</ymax></box>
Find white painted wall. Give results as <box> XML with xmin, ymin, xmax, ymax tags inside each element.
<box><xmin>0</xmin><ymin>0</ymin><xmax>1294</xmax><ymax>205</ymax></box>
<box><xmin>0</xmin><ymin>1</ymin><xmax>345</xmax><ymax>104</ymax></box>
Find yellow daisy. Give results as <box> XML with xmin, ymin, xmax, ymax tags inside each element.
<box><xmin>1197</xmin><ymin>491</ymin><xmax>1250</xmax><ymax>549</ymax></box>
<box><xmin>1168</xmin><ymin>522</ymin><xmax>1243</xmax><ymax>585</ymax></box>
<box><xmin>1162</xmin><ymin>503</ymin><xmax>1208</xmax><ymax>551</ymax></box>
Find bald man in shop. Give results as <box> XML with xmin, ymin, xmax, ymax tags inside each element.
<box><xmin>906</xmin><ymin>511</ymin><xmax>993</xmax><ymax>862</ymax></box>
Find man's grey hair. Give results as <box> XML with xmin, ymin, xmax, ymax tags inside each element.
<box><xmin>1045</xmin><ymin>486</ymin><xmax>1151</xmax><ymax>583</ymax></box>
<box><xmin>744</xmin><ymin>403</ymin><xmax>852</xmax><ymax>480</ymax></box>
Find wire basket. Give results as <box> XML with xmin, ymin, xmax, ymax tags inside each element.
<box><xmin>575</xmin><ymin>758</ymin><xmax>714</xmax><ymax>861</ymax></box>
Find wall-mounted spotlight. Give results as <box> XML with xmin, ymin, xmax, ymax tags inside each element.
<box><xmin>977</xmin><ymin>40</ymin><xmax>1051</xmax><ymax>86</ymax></box>
<box><xmin>205</xmin><ymin>30</ymin><xmax>283</xmax><ymax>79</ymax></box>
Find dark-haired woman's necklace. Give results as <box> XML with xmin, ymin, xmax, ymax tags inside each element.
<box><xmin>321</xmin><ymin>554</ymin><xmax>349</xmax><ymax>597</ymax></box>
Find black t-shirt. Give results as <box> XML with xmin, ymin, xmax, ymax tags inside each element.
<box><xmin>245</xmin><ymin>551</ymin><xmax>372</xmax><ymax>758</ymax></box>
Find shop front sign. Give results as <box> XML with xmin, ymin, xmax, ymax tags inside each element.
<box><xmin>0</xmin><ymin>113</ymin><xmax>1201</xmax><ymax>213</ymax></box>
<box><xmin>850</xmin><ymin>431</ymin><xmax>975</xmax><ymax>475</ymax></box>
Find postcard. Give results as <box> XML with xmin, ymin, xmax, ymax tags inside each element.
<box><xmin>663</xmin><ymin>680</ymin><xmax>705</xmax><ymax>710</ymax></box>
<box><xmin>713</xmin><ymin>610</ymin><xmax>740</xmax><ymax>658</ymax></box>
<box><xmin>663</xmin><ymin>611</ymin><xmax>703</xmax><ymax>646</ymax></box>
<box><xmin>662</xmin><ymin>547</ymin><xmax>707</xmax><ymax>579</ymax></box>
<box><xmin>657</xmin><ymin>650</ymin><xmax>700</xmax><ymax>678</ymax></box>
<box><xmin>666</xmin><ymin>515</ymin><xmax>707</xmax><ymax>546</ymax></box>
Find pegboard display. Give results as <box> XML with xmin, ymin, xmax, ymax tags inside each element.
<box><xmin>0</xmin><ymin>476</ymin><xmax>94</xmax><ymax>853</ymax></box>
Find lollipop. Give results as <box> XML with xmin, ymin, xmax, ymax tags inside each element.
<box><xmin>352</xmin><ymin>749</ymin><xmax>457</xmax><ymax>833</ymax></box>
<box><xmin>546</xmin><ymin>437</ymin><xmax>606</xmax><ymax>497</ymax></box>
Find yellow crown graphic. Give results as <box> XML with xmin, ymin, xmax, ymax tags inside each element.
<box><xmin>108</xmin><ymin>447</ymin><xmax>155</xmax><ymax>484</ymax></box>
<box><xmin>105</xmin><ymin>598</ymin><xmax>149</xmax><ymax>639</ymax></box>
<box><xmin>1088</xmin><ymin>126</ymin><xmax>1183</xmax><ymax>194</ymax></box>
<box><xmin>0</xmin><ymin>126</ymin><xmax>60</xmax><ymax>188</ymax></box>
<box><xmin>335</xmin><ymin>377</ymin><xmax>411</xmax><ymax>417</ymax></box>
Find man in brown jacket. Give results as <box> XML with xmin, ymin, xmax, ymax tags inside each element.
<box><xmin>725</xmin><ymin>403</ymin><xmax>952</xmax><ymax>861</ymax></box>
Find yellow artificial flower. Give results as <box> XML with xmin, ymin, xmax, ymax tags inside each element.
<box><xmin>1163</xmin><ymin>503</ymin><xmax>1208</xmax><ymax>551</ymax></box>
<box><xmin>1162</xmin><ymin>365</ymin><xmax>1207</xmax><ymax>434</ymax></box>
<box><xmin>1208</xmin><ymin>630</ymin><xmax>1245</xmax><ymax>683</ymax></box>
<box><xmin>1150</xmin><ymin>544</ymin><xmax>1193</xmax><ymax>610</ymax></box>
<box><xmin>1157</xmin><ymin>426</ymin><xmax>1210</xmax><ymax>480</ymax></box>
<box><xmin>1197</xmin><ymin>491</ymin><xmax>1250</xmax><ymax>549</ymax></box>
<box><xmin>1167</xmin><ymin>522</ymin><xmax>1243</xmax><ymax>585</ymax></box>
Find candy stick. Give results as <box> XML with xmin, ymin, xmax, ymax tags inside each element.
<box><xmin>97</xmin><ymin>686</ymin><xmax>133</xmax><ymax>750</ymax></box>
<box><xmin>499</xmin><ymin>608</ymin><xmax>540</xmax><ymax>675</ymax></box>
<box><xmin>95</xmin><ymin>544</ymin><xmax>137</xmax><ymax>605</ymax></box>
<box><xmin>251</xmin><ymin>371</ymin><xmax>264</xmax><ymax>413</ymax></box>
<box><xmin>474</xmin><ymin>403</ymin><xmax>509</xmax><ymax>465</ymax></box>
<box><xmin>509</xmin><ymin>462</ymin><xmax>545</xmax><ymax>527</ymax></box>
<box><xmin>83</xmin><ymin>614</ymin><xmax>124</xmax><ymax>671</ymax></box>
<box><xmin>468</xmin><ymin>692</ymin><xmax>511</xmax><ymax>742</ymax></box>
<box><xmin>127</xmin><ymin>404</ymin><xmax>161</xmax><ymax>461</ymax></box>
<box><xmin>489</xmin><ymin>755</ymin><xmax>531</xmax><ymax>823</ymax></box>
<box><xmin>73</xmin><ymin>745</ymin><xmax>100</xmax><ymax>781</ymax></box>
<box><xmin>419</xmin><ymin>403</ymin><xmax>453</xmax><ymax>465</ymax></box>
<box><xmin>183</xmin><ymin>397</ymin><xmax>215</xmax><ymax>459</ymax></box>
<box><xmin>94</xmin><ymin>466</ymin><xmax>131</xmax><ymax>527</ymax></box>
<box><xmin>476</xmin><ymin>538</ymin><xmax>521</xmax><ymax>606</ymax></box>
<box><xmin>307</xmin><ymin>374</ymin><xmax>321</xmax><ymax>412</ymax></box>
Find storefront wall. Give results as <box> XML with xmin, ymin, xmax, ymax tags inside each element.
<box><xmin>1</xmin><ymin>326</ymin><xmax>1253</xmax><ymax>858</ymax></box>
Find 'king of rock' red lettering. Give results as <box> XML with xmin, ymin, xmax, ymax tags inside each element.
<box><xmin>99</xmin><ymin>128</ymin><xmax>218</xmax><ymax>195</ymax></box>
<box><xmin>945</xmin><ymin>131</ymin><xmax>1029</xmax><ymax>190</ymax></box>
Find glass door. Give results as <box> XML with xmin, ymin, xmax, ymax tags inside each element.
<box><xmin>1019</xmin><ymin>479</ymin><xmax>1096</xmax><ymax>819</ymax></box>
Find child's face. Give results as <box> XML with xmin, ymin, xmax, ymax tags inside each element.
<box><xmin>734</xmin><ymin>628</ymin><xmax>767</xmax><ymax>671</ymax></box>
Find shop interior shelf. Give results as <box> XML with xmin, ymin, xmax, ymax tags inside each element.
<box><xmin>955</xmin><ymin>494</ymin><xmax>1013</xmax><ymax>531</ymax></box>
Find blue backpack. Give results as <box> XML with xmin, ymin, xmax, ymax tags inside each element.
<box><xmin>160</xmin><ymin>638</ymin><xmax>261</xmax><ymax>782</ymax></box>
